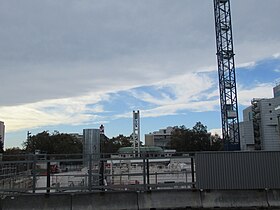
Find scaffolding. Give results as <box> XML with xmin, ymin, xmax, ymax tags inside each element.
<box><xmin>251</xmin><ymin>99</ymin><xmax>261</xmax><ymax>150</ymax></box>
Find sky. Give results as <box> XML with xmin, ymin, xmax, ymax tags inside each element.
<box><xmin>1</xmin><ymin>0</ymin><xmax>280</xmax><ymax>148</ymax></box>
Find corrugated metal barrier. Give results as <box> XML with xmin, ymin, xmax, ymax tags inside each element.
<box><xmin>196</xmin><ymin>151</ymin><xmax>280</xmax><ymax>189</ymax></box>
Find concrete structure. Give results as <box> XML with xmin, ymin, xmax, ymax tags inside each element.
<box><xmin>0</xmin><ymin>121</ymin><xmax>4</xmax><ymax>148</ymax></box>
<box><xmin>145</xmin><ymin>126</ymin><xmax>175</xmax><ymax>149</ymax></box>
<box><xmin>240</xmin><ymin>84</ymin><xmax>280</xmax><ymax>151</ymax></box>
<box><xmin>274</xmin><ymin>83</ymin><xmax>280</xmax><ymax>98</ymax></box>
<box><xmin>239</xmin><ymin>120</ymin><xmax>255</xmax><ymax>150</ymax></box>
<box><xmin>2</xmin><ymin>189</ymin><xmax>280</xmax><ymax>209</ymax></box>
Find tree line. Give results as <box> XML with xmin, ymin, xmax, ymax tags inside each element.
<box><xmin>3</xmin><ymin>131</ymin><xmax>133</xmax><ymax>156</ymax></box>
<box><xmin>168</xmin><ymin>122</ymin><xmax>222</xmax><ymax>152</ymax></box>
<box><xmin>3</xmin><ymin>122</ymin><xmax>222</xmax><ymax>156</ymax></box>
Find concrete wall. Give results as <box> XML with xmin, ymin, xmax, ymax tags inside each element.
<box><xmin>259</xmin><ymin>98</ymin><xmax>280</xmax><ymax>151</ymax></box>
<box><xmin>239</xmin><ymin>121</ymin><xmax>254</xmax><ymax>150</ymax></box>
<box><xmin>1</xmin><ymin>189</ymin><xmax>280</xmax><ymax>210</ymax></box>
<box><xmin>144</xmin><ymin>134</ymin><xmax>154</xmax><ymax>146</ymax></box>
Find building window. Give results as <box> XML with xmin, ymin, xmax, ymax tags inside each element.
<box><xmin>249</xmin><ymin>112</ymin><xmax>252</xmax><ymax>120</ymax></box>
<box><xmin>270</xmin><ymin>110</ymin><xmax>272</xmax><ymax>113</ymax></box>
<box><xmin>269</xmin><ymin>103</ymin><xmax>272</xmax><ymax>106</ymax></box>
<box><xmin>270</xmin><ymin>118</ymin><xmax>273</xmax><ymax>120</ymax></box>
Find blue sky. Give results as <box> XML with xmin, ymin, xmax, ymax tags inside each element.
<box><xmin>1</xmin><ymin>0</ymin><xmax>280</xmax><ymax>148</ymax></box>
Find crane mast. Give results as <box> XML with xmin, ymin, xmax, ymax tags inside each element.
<box><xmin>213</xmin><ymin>0</ymin><xmax>240</xmax><ymax>150</ymax></box>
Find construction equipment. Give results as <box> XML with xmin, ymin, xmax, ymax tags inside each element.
<box><xmin>213</xmin><ymin>0</ymin><xmax>240</xmax><ymax>150</ymax></box>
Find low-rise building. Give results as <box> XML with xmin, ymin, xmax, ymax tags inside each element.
<box><xmin>145</xmin><ymin>127</ymin><xmax>177</xmax><ymax>149</ymax></box>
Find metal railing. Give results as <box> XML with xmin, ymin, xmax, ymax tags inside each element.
<box><xmin>0</xmin><ymin>153</ymin><xmax>196</xmax><ymax>194</ymax></box>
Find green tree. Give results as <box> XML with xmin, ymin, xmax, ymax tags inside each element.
<box><xmin>192</xmin><ymin>121</ymin><xmax>208</xmax><ymax>133</ymax></box>
<box><xmin>101</xmin><ymin>134</ymin><xmax>132</xmax><ymax>154</ymax></box>
<box><xmin>23</xmin><ymin>131</ymin><xmax>82</xmax><ymax>154</ymax></box>
<box><xmin>4</xmin><ymin>147</ymin><xmax>23</xmax><ymax>155</ymax></box>
<box><xmin>209</xmin><ymin>134</ymin><xmax>223</xmax><ymax>151</ymax></box>
<box><xmin>168</xmin><ymin>122</ymin><xmax>222</xmax><ymax>152</ymax></box>
<box><xmin>168</xmin><ymin>126</ymin><xmax>192</xmax><ymax>152</ymax></box>
<box><xmin>3</xmin><ymin>147</ymin><xmax>25</xmax><ymax>161</ymax></box>
<box><xmin>111</xmin><ymin>134</ymin><xmax>132</xmax><ymax>147</ymax></box>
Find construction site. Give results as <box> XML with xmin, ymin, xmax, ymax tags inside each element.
<box><xmin>1</xmin><ymin>0</ymin><xmax>280</xmax><ymax>209</ymax></box>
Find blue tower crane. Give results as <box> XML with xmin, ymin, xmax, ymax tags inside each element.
<box><xmin>213</xmin><ymin>0</ymin><xmax>240</xmax><ymax>150</ymax></box>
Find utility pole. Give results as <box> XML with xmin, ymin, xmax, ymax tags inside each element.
<box><xmin>213</xmin><ymin>0</ymin><xmax>240</xmax><ymax>150</ymax></box>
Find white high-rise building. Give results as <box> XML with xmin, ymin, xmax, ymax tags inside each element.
<box><xmin>0</xmin><ymin>121</ymin><xmax>5</xmax><ymax>147</ymax></box>
<box><xmin>240</xmin><ymin>84</ymin><xmax>280</xmax><ymax>151</ymax></box>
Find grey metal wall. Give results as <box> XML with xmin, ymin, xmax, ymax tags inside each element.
<box><xmin>83</xmin><ymin>129</ymin><xmax>100</xmax><ymax>169</ymax></box>
<box><xmin>83</xmin><ymin>129</ymin><xmax>100</xmax><ymax>156</ymax></box>
<box><xmin>196</xmin><ymin>151</ymin><xmax>280</xmax><ymax>190</ymax></box>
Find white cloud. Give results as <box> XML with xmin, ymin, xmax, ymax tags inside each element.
<box><xmin>0</xmin><ymin>71</ymin><xmax>220</xmax><ymax>133</ymax></box>
<box><xmin>0</xmin><ymin>92</ymin><xmax>107</xmax><ymax>132</ymax></box>
<box><xmin>273</xmin><ymin>53</ymin><xmax>280</xmax><ymax>59</ymax></box>
<box><xmin>1</xmin><ymin>0</ymin><xmax>280</xmax><ymax>135</ymax></box>
<box><xmin>1</xmin><ymin>64</ymin><xmax>277</xmax><ymax>134</ymax></box>
<box><xmin>238</xmin><ymin>83</ymin><xmax>274</xmax><ymax>106</ymax></box>
<box><xmin>124</xmin><ymin>72</ymin><xmax>219</xmax><ymax>117</ymax></box>
<box><xmin>209</xmin><ymin>128</ymin><xmax>222</xmax><ymax>137</ymax></box>
<box><xmin>237</xmin><ymin>61</ymin><xmax>256</xmax><ymax>69</ymax></box>
<box><xmin>0</xmin><ymin>0</ymin><xmax>279</xmax><ymax>107</ymax></box>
